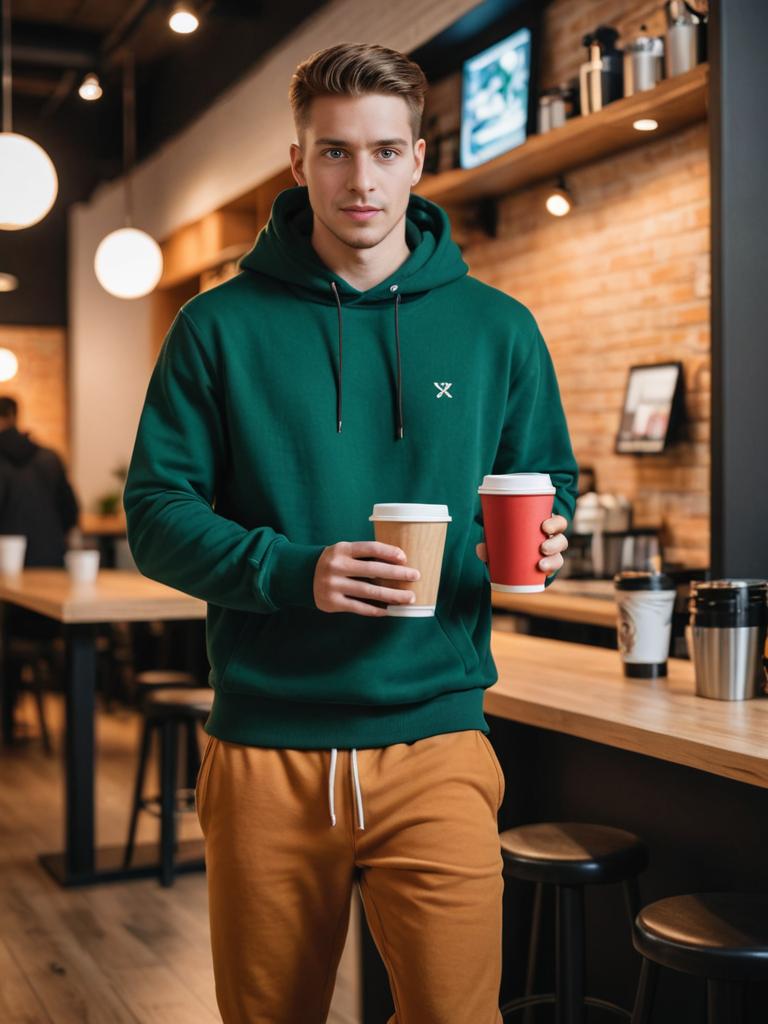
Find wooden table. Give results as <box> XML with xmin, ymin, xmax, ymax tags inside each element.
<box><xmin>0</xmin><ymin>569</ymin><xmax>207</xmax><ymax>886</ymax></box>
<box><xmin>484</xmin><ymin>630</ymin><xmax>768</xmax><ymax>789</ymax></box>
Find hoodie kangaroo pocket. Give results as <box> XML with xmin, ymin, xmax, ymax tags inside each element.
<box><xmin>434</xmin><ymin>609</ymin><xmax>480</xmax><ymax>673</ymax></box>
<box><xmin>216</xmin><ymin>605</ymin><xmax>481</xmax><ymax>704</ymax></box>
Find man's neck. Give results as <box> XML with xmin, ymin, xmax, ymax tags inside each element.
<box><xmin>310</xmin><ymin>215</ymin><xmax>411</xmax><ymax>293</ymax></box>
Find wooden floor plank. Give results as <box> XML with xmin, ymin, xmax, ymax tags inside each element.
<box><xmin>1</xmin><ymin>690</ymin><xmax>361</xmax><ymax>1024</ymax></box>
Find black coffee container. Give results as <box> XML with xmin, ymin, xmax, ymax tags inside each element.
<box><xmin>688</xmin><ymin>580</ymin><xmax>768</xmax><ymax>700</ymax></box>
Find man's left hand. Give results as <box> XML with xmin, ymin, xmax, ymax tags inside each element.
<box><xmin>475</xmin><ymin>514</ymin><xmax>569</xmax><ymax>574</ymax></box>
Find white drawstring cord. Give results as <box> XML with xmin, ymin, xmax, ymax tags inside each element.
<box><xmin>329</xmin><ymin>747</ymin><xmax>338</xmax><ymax>827</ymax></box>
<box><xmin>328</xmin><ymin>747</ymin><xmax>365</xmax><ymax>830</ymax></box>
<box><xmin>351</xmin><ymin>748</ymin><xmax>365</xmax><ymax>830</ymax></box>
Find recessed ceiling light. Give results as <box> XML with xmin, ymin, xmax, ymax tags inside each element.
<box><xmin>633</xmin><ymin>118</ymin><xmax>659</xmax><ymax>132</ymax></box>
<box><xmin>169</xmin><ymin>3</ymin><xmax>199</xmax><ymax>33</ymax></box>
<box><xmin>0</xmin><ymin>272</ymin><xmax>19</xmax><ymax>292</ymax></box>
<box><xmin>78</xmin><ymin>72</ymin><xmax>103</xmax><ymax>101</ymax></box>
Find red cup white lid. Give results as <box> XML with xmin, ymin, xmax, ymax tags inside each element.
<box><xmin>477</xmin><ymin>473</ymin><xmax>555</xmax><ymax>495</ymax></box>
<box><xmin>369</xmin><ymin>503</ymin><xmax>452</xmax><ymax>522</ymax></box>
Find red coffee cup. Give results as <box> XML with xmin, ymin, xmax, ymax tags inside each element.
<box><xmin>478</xmin><ymin>473</ymin><xmax>556</xmax><ymax>593</ymax></box>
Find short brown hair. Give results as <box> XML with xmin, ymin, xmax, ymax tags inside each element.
<box><xmin>289</xmin><ymin>43</ymin><xmax>428</xmax><ymax>146</ymax></box>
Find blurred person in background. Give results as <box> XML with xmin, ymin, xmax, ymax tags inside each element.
<box><xmin>0</xmin><ymin>396</ymin><xmax>81</xmax><ymax>744</ymax></box>
<box><xmin>0</xmin><ymin>396</ymin><xmax>80</xmax><ymax>564</ymax></box>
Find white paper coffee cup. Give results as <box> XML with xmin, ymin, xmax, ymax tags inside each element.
<box><xmin>614</xmin><ymin>571</ymin><xmax>676</xmax><ymax>678</ymax></box>
<box><xmin>65</xmin><ymin>548</ymin><xmax>100</xmax><ymax>584</ymax></box>
<box><xmin>0</xmin><ymin>535</ymin><xmax>27</xmax><ymax>575</ymax></box>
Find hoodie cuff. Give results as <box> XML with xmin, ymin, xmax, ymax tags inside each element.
<box><xmin>255</xmin><ymin>538</ymin><xmax>326</xmax><ymax>610</ymax></box>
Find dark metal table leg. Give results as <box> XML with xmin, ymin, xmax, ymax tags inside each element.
<box><xmin>64</xmin><ymin>622</ymin><xmax>97</xmax><ymax>879</ymax></box>
<box><xmin>38</xmin><ymin>618</ymin><xmax>205</xmax><ymax>887</ymax></box>
<box><xmin>0</xmin><ymin>601</ymin><xmax>16</xmax><ymax>745</ymax></box>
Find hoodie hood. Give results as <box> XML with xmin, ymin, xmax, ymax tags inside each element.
<box><xmin>239</xmin><ymin>184</ymin><xmax>468</xmax><ymax>305</ymax></box>
<box><xmin>239</xmin><ymin>185</ymin><xmax>469</xmax><ymax>439</ymax></box>
<box><xmin>0</xmin><ymin>426</ymin><xmax>39</xmax><ymax>466</ymax></box>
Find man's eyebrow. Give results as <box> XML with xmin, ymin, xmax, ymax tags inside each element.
<box><xmin>313</xmin><ymin>137</ymin><xmax>410</xmax><ymax>147</ymax></box>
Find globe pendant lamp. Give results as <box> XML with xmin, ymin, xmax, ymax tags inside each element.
<box><xmin>0</xmin><ymin>0</ymin><xmax>59</xmax><ymax>230</ymax></box>
<box><xmin>94</xmin><ymin>51</ymin><xmax>163</xmax><ymax>299</ymax></box>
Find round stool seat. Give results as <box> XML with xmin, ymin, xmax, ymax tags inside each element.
<box><xmin>135</xmin><ymin>669</ymin><xmax>198</xmax><ymax>687</ymax></box>
<box><xmin>635</xmin><ymin>892</ymin><xmax>768</xmax><ymax>982</ymax></box>
<box><xmin>500</xmin><ymin>821</ymin><xmax>648</xmax><ymax>885</ymax></box>
<box><xmin>144</xmin><ymin>687</ymin><xmax>213</xmax><ymax>718</ymax></box>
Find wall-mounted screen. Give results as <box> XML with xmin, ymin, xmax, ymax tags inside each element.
<box><xmin>616</xmin><ymin>362</ymin><xmax>684</xmax><ymax>454</ymax></box>
<box><xmin>460</xmin><ymin>26</ymin><xmax>533</xmax><ymax>170</ymax></box>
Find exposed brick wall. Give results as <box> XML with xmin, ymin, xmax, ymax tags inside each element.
<box><xmin>425</xmin><ymin>0</ymin><xmax>711</xmax><ymax>568</ymax></box>
<box><xmin>0</xmin><ymin>325</ymin><xmax>69</xmax><ymax>463</ymax></box>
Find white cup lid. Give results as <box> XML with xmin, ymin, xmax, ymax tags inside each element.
<box><xmin>478</xmin><ymin>473</ymin><xmax>555</xmax><ymax>495</ymax></box>
<box><xmin>369</xmin><ymin>503</ymin><xmax>452</xmax><ymax>522</ymax></box>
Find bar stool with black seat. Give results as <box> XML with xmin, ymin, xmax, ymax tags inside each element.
<box><xmin>500</xmin><ymin>821</ymin><xmax>649</xmax><ymax>1023</ymax></box>
<box><xmin>123</xmin><ymin>686</ymin><xmax>213</xmax><ymax>887</ymax></box>
<box><xmin>133</xmin><ymin>668</ymin><xmax>201</xmax><ymax>788</ymax></box>
<box><xmin>630</xmin><ymin>892</ymin><xmax>768</xmax><ymax>1024</ymax></box>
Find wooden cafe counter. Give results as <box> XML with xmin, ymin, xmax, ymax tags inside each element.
<box><xmin>484</xmin><ymin>630</ymin><xmax>768</xmax><ymax>790</ymax></box>
<box><xmin>481</xmin><ymin>630</ymin><xmax>768</xmax><ymax>1022</ymax></box>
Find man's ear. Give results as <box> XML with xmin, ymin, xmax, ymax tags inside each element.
<box><xmin>412</xmin><ymin>138</ymin><xmax>426</xmax><ymax>186</ymax></box>
<box><xmin>289</xmin><ymin>142</ymin><xmax>306</xmax><ymax>186</ymax></box>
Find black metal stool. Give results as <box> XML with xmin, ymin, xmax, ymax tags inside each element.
<box><xmin>500</xmin><ymin>821</ymin><xmax>649</xmax><ymax>1023</ymax></box>
<box><xmin>123</xmin><ymin>686</ymin><xmax>213</xmax><ymax>886</ymax></box>
<box><xmin>631</xmin><ymin>892</ymin><xmax>768</xmax><ymax>1024</ymax></box>
<box><xmin>134</xmin><ymin>669</ymin><xmax>201</xmax><ymax>788</ymax></box>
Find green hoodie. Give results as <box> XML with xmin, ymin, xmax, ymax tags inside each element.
<box><xmin>123</xmin><ymin>185</ymin><xmax>578</xmax><ymax>749</ymax></box>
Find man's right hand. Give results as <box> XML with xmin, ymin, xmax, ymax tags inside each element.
<box><xmin>313</xmin><ymin>541</ymin><xmax>420</xmax><ymax>616</ymax></box>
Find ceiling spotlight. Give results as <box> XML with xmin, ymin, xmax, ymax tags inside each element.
<box><xmin>545</xmin><ymin>177</ymin><xmax>573</xmax><ymax>217</ymax></box>
<box><xmin>169</xmin><ymin>3</ymin><xmax>199</xmax><ymax>33</ymax></box>
<box><xmin>0</xmin><ymin>272</ymin><xmax>18</xmax><ymax>292</ymax></box>
<box><xmin>78</xmin><ymin>72</ymin><xmax>103</xmax><ymax>101</ymax></box>
<box><xmin>633</xmin><ymin>118</ymin><xmax>659</xmax><ymax>132</ymax></box>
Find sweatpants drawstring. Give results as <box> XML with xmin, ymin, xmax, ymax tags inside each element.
<box><xmin>328</xmin><ymin>747</ymin><xmax>365</xmax><ymax>830</ymax></box>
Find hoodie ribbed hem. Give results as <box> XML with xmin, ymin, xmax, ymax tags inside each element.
<box><xmin>203</xmin><ymin>685</ymin><xmax>489</xmax><ymax>749</ymax></box>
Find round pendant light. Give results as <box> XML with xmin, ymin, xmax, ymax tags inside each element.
<box><xmin>0</xmin><ymin>0</ymin><xmax>59</xmax><ymax>230</ymax></box>
<box><xmin>95</xmin><ymin>227</ymin><xmax>163</xmax><ymax>299</ymax></box>
<box><xmin>93</xmin><ymin>51</ymin><xmax>163</xmax><ymax>299</ymax></box>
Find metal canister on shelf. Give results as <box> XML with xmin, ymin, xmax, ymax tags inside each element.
<box><xmin>687</xmin><ymin>579</ymin><xmax>768</xmax><ymax>700</ymax></box>
<box><xmin>538</xmin><ymin>84</ymin><xmax>574</xmax><ymax>134</ymax></box>
<box><xmin>624</xmin><ymin>26</ymin><xmax>665</xmax><ymax>96</ymax></box>
<box><xmin>665</xmin><ymin>0</ymin><xmax>707</xmax><ymax>77</ymax></box>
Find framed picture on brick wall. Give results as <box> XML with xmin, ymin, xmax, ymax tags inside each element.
<box><xmin>616</xmin><ymin>362</ymin><xmax>685</xmax><ymax>454</ymax></box>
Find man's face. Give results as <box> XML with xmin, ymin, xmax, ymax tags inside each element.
<box><xmin>289</xmin><ymin>93</ymin><xmax>426</xmax><ymax>252</ymax></box>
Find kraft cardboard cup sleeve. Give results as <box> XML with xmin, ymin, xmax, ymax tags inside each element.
<box><xmin>368</xmin><ymin>503</ymin><xmax>451</xmax><ymax>617</ymax></box>
<box><xmin>613</xmin><ymin>571</ymin><xmax>676</xmax><ymax>678</ymax></box>
<box><xmin>477</xmin><ymin>474</ymin><xmax>555</xmax><ymax>593</ymax></box>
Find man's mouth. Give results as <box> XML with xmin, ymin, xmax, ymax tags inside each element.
<box><xmin>341</xmin><ymin>206</ymin><xmax>382</xmax><ymax>221</ymax></box>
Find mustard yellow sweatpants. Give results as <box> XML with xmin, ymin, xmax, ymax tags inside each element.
<box><xmin>195</xmin><ymin>728</ymin><xmax>506</xmax><ymax>1024</ymax></box>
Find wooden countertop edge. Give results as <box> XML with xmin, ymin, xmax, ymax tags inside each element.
<box><xmin>483</xmin><ymin>688</ymin><xmax>768</xmax><ymax>790</ymax></box>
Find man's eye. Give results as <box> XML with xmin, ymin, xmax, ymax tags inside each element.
<box><xmin>325</xmin><ymin>149</ymin><xmax>344</xmax><ymax>159</ymax></box>
<box><xmin>379</xmin><ymin>149</ymin><xmax>397</xmax><ymax>160</ymax></box>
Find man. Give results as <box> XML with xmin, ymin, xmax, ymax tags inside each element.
<box><xmin>0</xmin><ymin>396</ymin><xmax>79</xmax><ymax>566</ymax></box>
<box><xmin>124</xmin><ymin>42</ymin><xmax>577</xmax><ymax>1024</ymax></box>
<box><xmin>0</xmin><ymin>396</ymin><xmax>80</xmax><ymax>741</ymax></box>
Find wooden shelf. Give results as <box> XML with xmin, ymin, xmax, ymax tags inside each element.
<box><xmin>415</xmin><ymin>63</ymin><xmax>709</xmax><ymax>210</ymax></box>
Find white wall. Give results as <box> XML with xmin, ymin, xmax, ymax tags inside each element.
<box><xmin>69</xmin><ymin>0</ymin><xmax>481</xmax><ymax>509</ymax></box>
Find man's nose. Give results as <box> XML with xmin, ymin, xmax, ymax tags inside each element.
<box><xmin>346</xmin><ymin>154</ymin><xmax>376</xmax><ymax>194</ymax></box>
